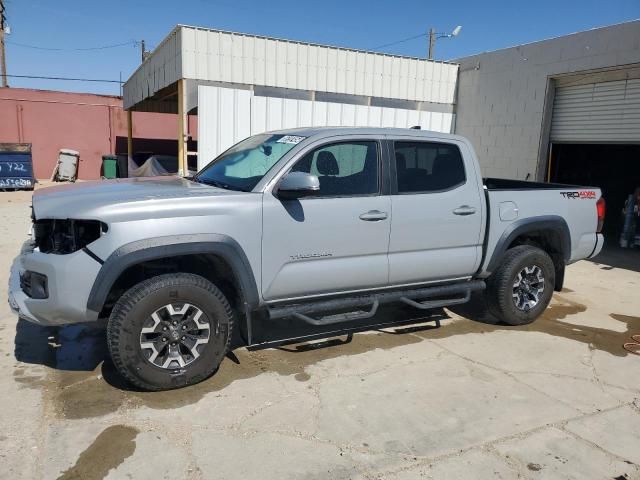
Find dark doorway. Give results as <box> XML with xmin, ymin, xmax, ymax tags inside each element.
<box><xmin>550</xmin><ymin>143</ymin><xmax>640</xmax><ymax>237</ymax></box>
<box><xmin>114</xmin><ymin>137</ymin><xmax>198</xmax><ymax>171</ymax></box>
<box><xmin>549</xmin><ymin>143</ymin><xmax>640</xmax><ymax>270</ymax></box>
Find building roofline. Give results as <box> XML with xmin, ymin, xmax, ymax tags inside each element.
<box><xmin>0</xmin><ymin>86</ymin><xmax>122</xmax><ymax>102</ymax></box>
<box><xmin>455</xmin><ymin>18</ymin><xmax>640</xmax><ymax>61</ymax></box>
<box><xmin>125</xmin><ymin>23</ymin><xmax>459</xmax><ymax>86</ymax></box>
<box><xmin>125</xmin><ymin>25</ymin><xmax>182</xmax><ymax>86</ymax></box>
<box><xmin>174</xmin><ymin>24</ymin><xmax>458</xmax><ymax>65</ymax></box>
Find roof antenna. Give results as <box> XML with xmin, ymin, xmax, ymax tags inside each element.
<box><xmin>410</xmin><ymin>125</ymin><xmax>421</xmax><ymax>130</ymax></box>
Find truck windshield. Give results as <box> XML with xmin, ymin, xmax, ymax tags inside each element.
<box><xmin>194</xmin><ymin>134</ymin><xmax>305</xmax><ymax>191</ymax></box>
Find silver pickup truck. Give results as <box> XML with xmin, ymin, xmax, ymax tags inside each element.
<box><xmin>9</xmin><ymin>127</ymin><xmax>605</xmax><ymax>390</ymax></box>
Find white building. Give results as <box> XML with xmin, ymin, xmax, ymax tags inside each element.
<box><xmin>124</xmin><ymin>21</ymin><xmax>640</xmax><ymax>247</ymax></box>
<box><xmin>123</xmin><ymin>25</ymin><xmax>459</xmax><ymax>172</ymax></box>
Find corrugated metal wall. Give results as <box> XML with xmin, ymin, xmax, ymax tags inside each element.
<box><xmin>124</xmin><ymin>29</ymin><xmax>182</xmax><ymax>110</ymax></box>
<box><xmin>125</xmin><ymin>26</ymin><xmax>459</xmax><ymax>110</ymax></box>
<box><xmin>197</xmin><ymin>87</ymin><xmax>252</xmax><ymax>169</ymax></box>
<box><xmin>551</xmin><ymin>79</ymin><xmax>640</xmax><ymax>143</ymax></box>
<box><xmin>182</xmin><ymin>27</ymin><xmax>457</xmax><ymax>104</ymax></box>
<box><xmin>197</xmin><ymin>85</ymin><xmax>455</xmax><ymax>169</ymax></box>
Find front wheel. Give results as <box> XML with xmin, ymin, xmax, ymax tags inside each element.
<box><xmin>107</xmin><ymin>273</ymin><xmax>233</xmax><ymax>391</ymax></box>
<box><xmin>486</xmin><ymin>245</ymin><xmax>555</xmax><ymax>326</ymax></box>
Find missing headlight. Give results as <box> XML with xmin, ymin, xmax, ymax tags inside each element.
<box><xmin>20</xmin><ymin>271</ymin><xmax>48</xmax><ymax>299</ymax></box>
<box><xmin>33</xmin><ymin>219</ymin><xmax>107</xmax><ymax>254</ymax></box>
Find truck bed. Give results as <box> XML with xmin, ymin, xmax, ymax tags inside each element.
<box><xmin>483</xmin><ymin>177</ymin><xmax>592</xmax><ymax>191</ymax></box>
<box><xmin>479</xmin><ymin>178</ymin><xmax>602</xmax><ymax>276</ymax></box>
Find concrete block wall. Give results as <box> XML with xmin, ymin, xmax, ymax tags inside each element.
<box><xmin>454</xmin><ymin>21</ymin><xmax>640</xmax><ymax>180</ymax></box>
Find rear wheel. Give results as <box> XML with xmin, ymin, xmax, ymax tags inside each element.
<box><xmin>447</xmin><ymin>290</ymin><xmax>500</xmax><ymax>324</ymax></box>
<box><xmin>107</xmin><ymin>273</ymin><xmax>233</xmax><ymax>391</ymax></box>
<box><xmin>486</xmin><ymin>245</ymin><xmax>555</xmax><ymax>325</ymax></box>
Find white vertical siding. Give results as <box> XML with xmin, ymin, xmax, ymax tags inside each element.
<box><xmin>197</xmin><ymin>85</ymin><xmax>251</xmax><ymax>168</ymax></box>
<box><xmin>197</xmin><ymin>85</ymin><xmax>455</xmax><ymax>169</ymax></box>
<box><xmin>125</xmin><ymin>25</ymin><xmax>459</xmax><ymax>109</ymax></box>
<box><xmin>123</xmin><ymin>28</ymin><xmax>182</xmax><ymax>110</ymax></box>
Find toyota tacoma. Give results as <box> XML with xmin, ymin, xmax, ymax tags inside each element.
<box><xmin>9</xmin><ymin>127</ymin><xmax>605</xmax><ymax>390</ymax></box>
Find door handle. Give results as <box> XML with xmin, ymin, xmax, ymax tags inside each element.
<box><xmin>453</xmin><ymin>205</ymin><xmax>477</xmax><ymax>216</ymax></box>
<box><xmin>359</xmin><ymin>210</ymin><xmax>388</xmax><ymax>221</ymax></box>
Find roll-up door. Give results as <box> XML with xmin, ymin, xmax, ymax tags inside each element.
<box><xmin>551</xmin><ymin>79</ymin><xmax>640</xmax><ymax>143</ymax></box>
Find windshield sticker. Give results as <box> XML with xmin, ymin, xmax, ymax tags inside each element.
<box><xmin>277</xmin><ymin>135</ymin><xmax>306</xmax><ymax>145</ymax></box>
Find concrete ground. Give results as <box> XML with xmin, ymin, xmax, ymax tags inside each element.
<box><xmin>1</xmin><ymin>187</ymin><xmax>640</xmax><ymax>480</ymax></box>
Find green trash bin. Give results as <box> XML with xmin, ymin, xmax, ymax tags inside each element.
<box><xmin>102</xmin><ymin>155</ymin><xmax>118</xmax><ymax>179</ymax></box>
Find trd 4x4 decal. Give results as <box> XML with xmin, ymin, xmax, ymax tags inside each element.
<box><xmin>560</xmin><ymin>191</ymin><xmax>596</xmax><ymax>199</ymax></box>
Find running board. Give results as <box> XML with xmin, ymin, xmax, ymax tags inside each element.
<box><xmin>292</xmin><ymin>300</ymin><xmax>380</xmax><ymax>326</ymax></box>
<box><xmin>268</xmin><ymin>280</ymin><xmax>485</xmax><ymax>326</ymax></box>
<box><xmin>400</xmin><ymin>290</ymin><xmax>471</xmax><ymax>310</ymax></box>
<box><xmin>247</xmin><ymin>310</ymin><xmax>446</xmax><ymax>351</ymax></box>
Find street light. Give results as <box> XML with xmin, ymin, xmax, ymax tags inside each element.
<box><xmin>428</xmin><ymin>25</ymin><xmax>462</xmax><ymax>60</ymax></box>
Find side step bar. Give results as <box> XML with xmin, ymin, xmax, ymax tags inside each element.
<box><xmin>268</xmin><ymin>280</ymin><xmax>485</xmax><ymax>326</ymax></box>
<box><xmin>400</xmin><ymin>290</ymin><xmax>471</xmax><ymax>310</ymax></box>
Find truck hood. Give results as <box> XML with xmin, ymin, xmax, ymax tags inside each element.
<box><xmin>32</xmin><ymin>176</ymin><xmax>244</xmax><ymax>222</ymax></box>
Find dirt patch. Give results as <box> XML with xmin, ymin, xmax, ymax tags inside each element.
<box><xmin>57</xmin><ymin>425</ymin><xmax>138</xmax><ymax>480</ymax></box>
<box><xmin>120</xmin><ymin>327</ymin><xmax>430</xmax><ymax>412</ymax></box>
<box><xmin>13</xmin><ymin>296</ymin><xmax>638</xmax><ymax>420</ymax></box>
<box><xmin>14</xmin><ymin>313</ymin><xmax>439</xmax><ymax>419</ymax></box>
<box><xmin>295</xmin><ymin>372</ymin><xmax>311</xmax><ymax>382</ymax></box>
<box><xmin>420</xmin><ymin>295</ymin><xmax>637</xmax><ymax>357</ymax></box>
<box><xmin>527</xmin><ymin>463</ymin><xmax>543</xmax><ymax>471</ymax></box>
<box><xmin>610</xmin><ymin>313</ymin><xmax>640</xmax><ymax>325</ymax></box>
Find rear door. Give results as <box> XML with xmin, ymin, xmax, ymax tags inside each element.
<box><xmin>261</xmin><ymin>137</ymin><xmax>391</xmax><ymax>301</ymax></box>
<box><xmin>388</xmin><ymin>138</ymin><xmax>484</xmax><ymax>285</ymax></box>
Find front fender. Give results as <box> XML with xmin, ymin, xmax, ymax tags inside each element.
<box><xmin>86</xmin><ymin>233</ymin><xmax>260</xmax><ymax>316</ymax></box>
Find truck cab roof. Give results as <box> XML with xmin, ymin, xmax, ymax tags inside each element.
<box><xmin>266</xmin><ymin>126</ymin><xmax>468</xmax><ymax>143</ymax></box>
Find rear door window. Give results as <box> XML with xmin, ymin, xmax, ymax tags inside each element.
<box><xmin>393</xmin><ymin>141</ymin><xmax>466</xmax><ymax>193</ymax></box>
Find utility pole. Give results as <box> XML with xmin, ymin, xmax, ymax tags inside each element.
<box><xmin>140</xmin><ymin>39</ymin><xmax>147</xmax><ymax>62</ymax></box>
<box><xmin>427</xmin><ymin>26</ymin><xmax>462</xmax><ymax>61</ymax></box>
<box><xmin>428</xmin><ymin>28</ymin><xmax>435</xmax><ymax>60</ymax></box>
<box><xmin>0</xmin><ymin>0</ymin><xmax>8</xmax><ymax>87</ymax></box>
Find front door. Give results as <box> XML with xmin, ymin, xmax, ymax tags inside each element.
<box><xmin>388</xmin><ymin>139</ymin><xmax>484</xmax><ymax>285</ymax></box>
<box><xmin>261</xmin><ymin>139</ymin><xmax>391</xmax><ymax>301</ymax></box>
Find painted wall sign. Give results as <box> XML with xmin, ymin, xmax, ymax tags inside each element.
<box><xmin>0</xmin><ymin>144</ymin><xmax>34</xmax><ymax>190</ymax></box>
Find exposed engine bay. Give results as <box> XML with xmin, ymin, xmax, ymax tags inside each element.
<box><xmin>33</xmin><ymin>218</ymin><xmax>106</xmax><ymax>254</ymax></box>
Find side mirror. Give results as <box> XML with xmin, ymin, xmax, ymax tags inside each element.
<box><xmin>276</xmin><ymin>172</ymin><xmax>320</xmax><ymax>199</ymax></box>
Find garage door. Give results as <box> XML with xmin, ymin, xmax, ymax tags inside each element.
<box><xmin>551</xmin><ymin>79</ymin><xmax>640</xmax><ymax>142</ymax></box>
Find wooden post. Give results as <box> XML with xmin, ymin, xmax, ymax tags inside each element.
<box><xmin>127</xmin><ymin>110</ymin><xmax>133</xmax><ymax>162</ymax></box>
<box><xmin>177</xmin><ymin>79</ymin><xmax>187</xmax><ymax>176</ymax></box>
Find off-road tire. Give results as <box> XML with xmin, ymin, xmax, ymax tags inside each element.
<box><xmin>486</xmin><ymin>245</ymin><xmax>555</xmax><ymax>326</ymax></box>
<box><xmin>107</xmin><ymin>273</ymin><xmax>233</xmax><ymax>391</ymax></box>
<box><xmin>448</xmin><ymin>290</ymin><xmax>500</xmax><ymax>324</ymax></box>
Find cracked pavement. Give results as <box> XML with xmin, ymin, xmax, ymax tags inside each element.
<box><xmin>1</xmin><ymin>189</ymin><xmax>640</xmax><ymax>479</ymax></box>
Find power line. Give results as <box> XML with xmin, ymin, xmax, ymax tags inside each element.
<box><xmin>6</xmin><ymin>39</ymin><xmax>139</xmax><ymax>51</ymax></box>
<box><xmin>6</xmin><ymin>74</ymin><xmax>122</xmax><ymax>84</ymax></box>
<box><xmin>371</xmin><ymin>33</ymin><xmax>427</xmax><ymax>51</ymax></box>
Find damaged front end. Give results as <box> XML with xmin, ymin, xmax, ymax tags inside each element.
<box><xmin>33</xmin><ymin>218</ymin><xmax>107</xmax><ymax>254</ymax></box>
<box><xmin>9</xmin><ymin>216</ymin><xmax>108</xmax><ymax>325</ymax></box>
